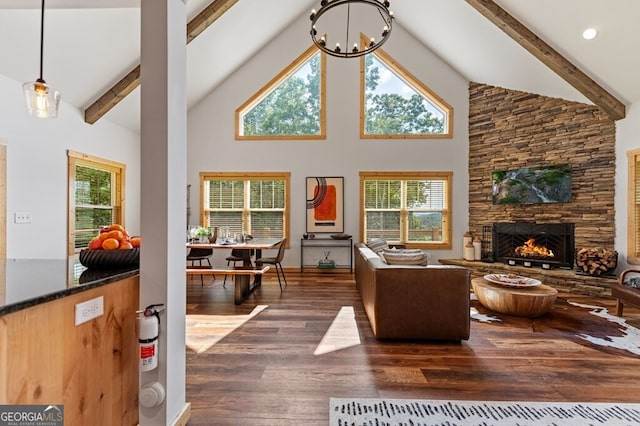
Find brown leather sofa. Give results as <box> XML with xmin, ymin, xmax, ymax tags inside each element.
<box><xmin>354</xmin><ymin>243</ymin><xmax>471</xmax><ymax>341</ymax></box>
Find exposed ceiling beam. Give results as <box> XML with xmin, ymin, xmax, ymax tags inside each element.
<box><xmin>84</xmin><ymin>0</ymin><xmax>239</xmax><ymax>125</ymax></box>
<box><xmin>465</xmin><ymin>0</ymin><xmax>626</xmax><ymax>120</ymax></box>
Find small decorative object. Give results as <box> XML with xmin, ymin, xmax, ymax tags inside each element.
<box><xmin>303</xmin><ymin>233</ymin><xmax>309</xmax><ymax>239</ymax></box>
<box><xmin>194</xmin><ymin>226</ymin><xmax>210</xmax><ymax>243</ymax></box>
<box><xmin>463</xmin><ymin>231</ymin><xmax>472</xmax><ymax>249</ymax></box>
<box><xmin>308</xmin><ymin>233</ymin><xmax>316</xmax><ymax>239</ymax></box>
<box><xmin>463</xmin><ymin>241</ymin><xmax>475</xmax><ymax>261</ymax></box>
<box><xmin>79</xmin><ymin>248</ymin><xmax>140</xmax><ymax>269</ymax></box>
<box><xmin>330</xmin><ymin>233</ymin><xmax>352</xmax><ymax>240</ymax></box>
<box><xmin>318</xmin><ymin>250</ymin><xmax>336</xmax><ymax>268</ymax></box>
<box><xmin>473</xmin><ymin>236</ymin><xmax>482</xmax><ymax>261</ymax></box>
<box><xmin>481</xmin><ymin>225</ymin><xmax>494</xmax><ymax>262</ymax></box>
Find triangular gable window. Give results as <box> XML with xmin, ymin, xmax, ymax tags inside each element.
<box><xmin>360</xmin><ymin>36</ymin><xmax>453</xmax><ymax>138</ymax></box>
<box><xmin>236</xmin><ymin>45</ymin><xmax>326</xmax><ymax>140</ymax></box>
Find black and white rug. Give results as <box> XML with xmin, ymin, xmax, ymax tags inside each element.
<box><xmin>470</xmin><ymin>296</ymin><xmax>640</xmax><ymax>359</ymax></box>
<box><xmin>330</xmin><ymin>398</ymin><xmax>640</xmax><ymax>425</ymax></box>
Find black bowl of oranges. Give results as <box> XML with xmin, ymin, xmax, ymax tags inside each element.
<box><xmin>79</xmin><ymin>224</ymin><xmax>141</xmax><ymax>269</ymax></box>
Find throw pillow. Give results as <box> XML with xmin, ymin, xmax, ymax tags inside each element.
<box><xmin>381</xmin><ymin>250</ymin><xmax>428</xmax><ymax>266</ymax></box>
<box><xmin>623</xmin><ymin>274</ymin><xmax>640</xmax><ymax>289</ymax></box>
<box><xmin>366</xmin><ymin>238</ymin><xmax>388</xmax><ymax>254</ymax></box>
<box><xmin>382</xmin><ymin>248</ymin><xmax>423</xmax><ymax>255</ymax></box>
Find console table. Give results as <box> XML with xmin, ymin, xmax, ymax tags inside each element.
<box><xmin>300</xmin><ymin>238</ymin><xmax>353</xmax><ymax>272</ymax></box>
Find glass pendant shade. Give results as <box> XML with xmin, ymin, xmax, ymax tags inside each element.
<box><xmin>23</xmin><ymin>78</ymin><xmax>60</xmax><ymax>118</ymax></box>
<box><xmin>24</xmin><ymin>0</ymin><xmax>60</xmax><ymax>118</ymax></box>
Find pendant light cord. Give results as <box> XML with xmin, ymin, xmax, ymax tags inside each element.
<box><xmin>39</xmin><ymin>0</ymin><xmax>45</xmax><ymax>80</ymax></box>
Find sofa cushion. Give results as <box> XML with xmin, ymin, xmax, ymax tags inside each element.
<box><xmin>366</xmin><ymin>238</ymin><xmax>388</xmax><ymax>254</ymax></box>
<box><xmin>380</xmin><ymin>250</ymin><xmax>428</xmax><ymax>266</ymax></box>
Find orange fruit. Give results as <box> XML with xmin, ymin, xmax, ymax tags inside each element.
<box><xmin>102</xmin><ymin>238</ymin><xmax>120</xmax><ymax>250</ymax></box>
<box><xmin>119</xmin><ymin>241</ymin><xmax>134</xmax><ymax>250</ymax></box>
<box><xmin>104</xmin><ymin>230</ymin><xmax>124</xmax><ymax>241</ymax></box>
<box><xmin>88</xmin><ymin>237</ymin><xmax>103</xmax><ymax>250</ymax></box>
<box><xmin>107</xmin><ymin>224</ymin><xmax>126</xmax><ymax>233</ymax></box>
<box><xmin>131</xmin><ymin>237</ymin><xmax>141</xmax><ymax>248</ymax></box>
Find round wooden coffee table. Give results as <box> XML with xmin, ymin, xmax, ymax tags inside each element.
<box><xmin>471</xmin><ymin>277</ymin><xmax>558</xmax><ymax>318</ymax></box>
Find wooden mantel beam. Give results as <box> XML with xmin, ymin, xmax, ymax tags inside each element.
<box><xmin>465</xmin><ymin>0</ymin><xmax>626</xmax><ymax>120</ymax></box>
<box><xmin>84</xmin><ymin>0</ymin><xmax>239</xmax><ymax>125</ymax></box>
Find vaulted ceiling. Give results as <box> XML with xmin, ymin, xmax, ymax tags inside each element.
<box><xmin>1</xmin><ymin>0</ymin><xmax>638</xmax><ymax>133</ymax></box>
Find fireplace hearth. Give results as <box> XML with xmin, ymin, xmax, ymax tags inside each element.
<box><xmin>492</xmin><ymin>222</ymin><xmax>575</xmax><ymax>269</ymax></box>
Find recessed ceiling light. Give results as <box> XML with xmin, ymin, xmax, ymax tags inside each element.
<box><xmin>582</xmin><ymin>28</ymin><xmax>598</xmax><ymax>40</ymax></box>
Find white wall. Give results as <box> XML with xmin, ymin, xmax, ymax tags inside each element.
<box><xmin>187</xmin><ymin>15</ymin><xmax>470</xmax><ymax>267</ymax></box>
<box><xmin>0</xmin><ymin>73</ymin><xmax>140</xmax><ymax>259</ymax></box>
<box><xmin>615</xmin><ymin>100</ymin><xmax>640</xmax><ymax>271</ymax></box>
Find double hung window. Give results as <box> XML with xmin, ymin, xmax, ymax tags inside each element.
<box><xmin>628</xmin><ymin>148</ymin><xmax>640</xmax><ymax>264</ymax></box>
<box><xmin>360</xmin><ymin>172</ymin><xmax>452</xmax><ymax>249</ymax></box>
<box><xmin>200</xmin><ymin>172</ymin><xmax>290</xmax><ymax>242</ymax></box>
<box><xmin>68</xmin><ymin>151</ymin><xmax>125</xmax><ymax>255</ymax></box>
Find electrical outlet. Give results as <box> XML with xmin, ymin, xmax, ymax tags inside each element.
<box><xmin>75</xmin><ymin>296</ymin><xmax>104</xmax><ymax>326</ymax></box>
<box><xmin>14</xmin><ymin>212</ymin><xmax>32</xmax><ymax>224</ymax></box>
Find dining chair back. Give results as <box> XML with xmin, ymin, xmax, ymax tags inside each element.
<box><xmin>187</xmin><ymin>247</ymin><xmax>214</xmax><ymax>286</ymax></box>
<box><xmin>223</xmin><ymin>248</ymin><xmax>254</xmax><ymax>287</ymax></box>
<box><xmin>255</xmin><ymin>237</ymin><xmax>288</xmax><ymax>290</ymax></box>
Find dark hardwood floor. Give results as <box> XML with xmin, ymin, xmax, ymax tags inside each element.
<box><xmin>185</xmin><ymin>269</ymin><xmax>640</xmax><ymax>425</ymax></box>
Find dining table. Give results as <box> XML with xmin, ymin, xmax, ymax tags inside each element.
<box><xmin>186</xmin><ymin>237</ymin><xmax>284</xmax><ymax>303</ymax></box>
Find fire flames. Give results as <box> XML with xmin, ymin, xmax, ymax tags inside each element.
<box><xmin>514</xmin><ymin>238</ymin><xmax>554</xmax><ymax>259</ymax></box>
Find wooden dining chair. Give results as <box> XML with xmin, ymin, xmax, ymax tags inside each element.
<box><xmin>255</xmin><ymin>237</ymin><xmax>288</xmax><ymax>290</ymax></box>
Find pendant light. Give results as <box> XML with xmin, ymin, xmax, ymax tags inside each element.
<box><xmin>23</xmin><ymin>0</ymin><xmax>60</xmax><ymax>118</ymax></box>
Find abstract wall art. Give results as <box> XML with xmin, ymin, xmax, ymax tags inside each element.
<box><xmin>306</xmin><ymin>176</ymin><xmax>344</xmax><ymax>233</ymax></box>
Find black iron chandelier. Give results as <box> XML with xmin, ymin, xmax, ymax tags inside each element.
<box><xmin>310</xmin><ymin>0</ymin><xmax>394</xmax><ymax>58</ymax></box>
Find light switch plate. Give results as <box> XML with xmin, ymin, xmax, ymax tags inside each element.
<box><xmin>75</xmin><ymin>296</ymin><xmax>104</xmax><ymax>326</ymax></box>
<box><xmin>14</xmin><ymin>212</ymin><xmax>32</xmax><ymax>224</ymax></box>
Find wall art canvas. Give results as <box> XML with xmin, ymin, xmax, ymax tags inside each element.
<box><xmin>306</xmin><ymin>177</ymin><xmax>344</xmax><ymax>233</ymax></box>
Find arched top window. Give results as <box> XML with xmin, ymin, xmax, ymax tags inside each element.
<box><xmin>235</xmin><ymin>45</ymin><xmax>326</xmax><ymax>140</ymax></box>
<box><xmin>360</xmin><ymin>35</ymin><xmax>453</xmax><ymax>139</ymax></box>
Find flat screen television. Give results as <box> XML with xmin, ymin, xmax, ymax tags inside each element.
<box><xmin>492</xmin><ymin>164</ymin><xmax>571</xmax><ymax>205</ymax></box>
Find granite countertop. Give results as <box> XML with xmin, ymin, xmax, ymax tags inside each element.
<box><xmin>0</xmin><ymin>259</ymin><xmax>139</xmax><ymax>316</ymax></box>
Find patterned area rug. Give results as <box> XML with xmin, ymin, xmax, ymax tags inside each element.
<box><xmin>330</xmin><ymin>398</ymin><xmax>640</xmax><ymax>425</ymax></box>
<box><xmin>471</xmin><ymin>296</ymin><xmax>640</xmax><ymax>358</ymax></box>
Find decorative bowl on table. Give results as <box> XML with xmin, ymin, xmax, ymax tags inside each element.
<box><xmin>79</xmin><ymin>248</ymin><xmax>140</xmax><ymax>269</ymax></box>
<box><xmin>330</xmin><ymin>233</ymin><xmax>352</xmax><ymax>240</ymax></box>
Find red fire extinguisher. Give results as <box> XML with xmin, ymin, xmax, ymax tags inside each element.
<box><xmin>138</xmin><ymin>304</ymin><xmax>164</xmax><ymax>372</ymax></box>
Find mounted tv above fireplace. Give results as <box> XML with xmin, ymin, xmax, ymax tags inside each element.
<box><xmin>492</xmin><ymin>164</ymin><xmax>571</xmax><ymax>205</ymax></box>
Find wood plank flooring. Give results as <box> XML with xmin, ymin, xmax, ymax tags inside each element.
<box><xmin>185</xmin><ymin>270</ymin><xmax>640</xmax><ymax>426</ymax></box>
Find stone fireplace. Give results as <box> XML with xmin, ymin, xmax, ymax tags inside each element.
<box><xmin>492</xmin><ymin>222</ymin><xmax>575</xmax><ymax>269</ymax></box>
<box><xmin>460</xmin><ymin>83</ymin><xmax>617</xmax><ymax>295</ymax></box>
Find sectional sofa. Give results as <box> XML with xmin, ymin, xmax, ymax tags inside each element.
<box><xmin>354</xmin><ymin>242</ymin><xmax>471</xmax><ymax>341</ymax></box>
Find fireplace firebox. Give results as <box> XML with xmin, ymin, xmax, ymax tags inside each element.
<box><xmin>492</xmin><ymin>222</ymin><xmax>575</xmax><ymax>269</ymax></box>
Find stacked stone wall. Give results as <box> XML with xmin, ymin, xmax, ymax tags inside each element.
<box><xmin>468</xmin><ymin>82</ymin><xmax>616</xmax><ymax>251</ymax></box>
